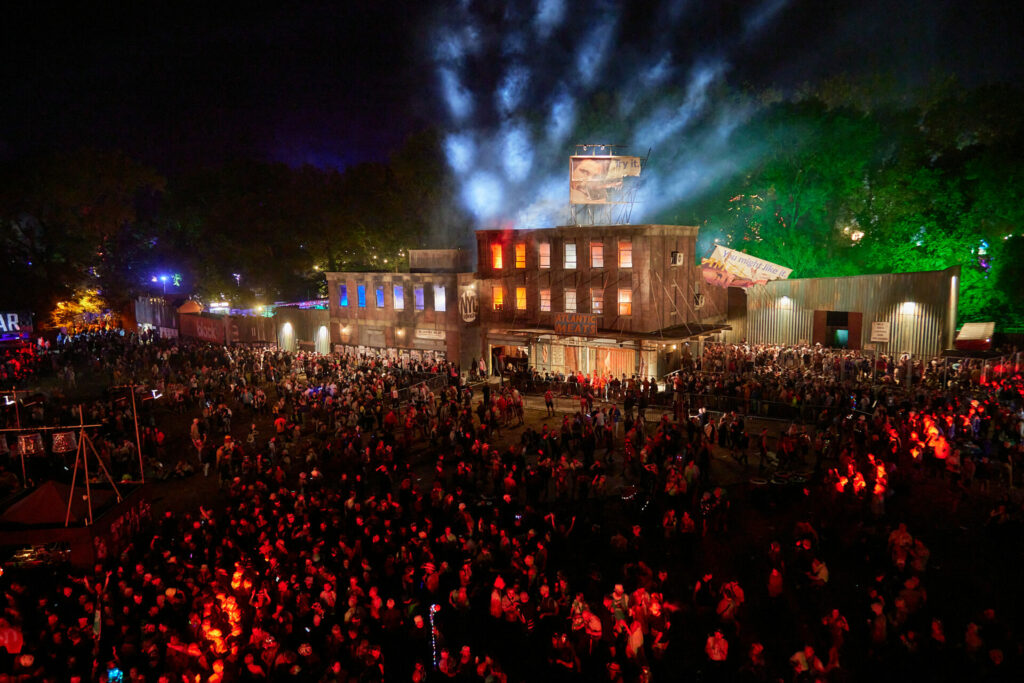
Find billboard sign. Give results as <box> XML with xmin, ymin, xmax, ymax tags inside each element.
<box><xmin>700</xmin><ymin>246</ymin><xmax>792</xmax><ymax>288</ymax></box>
<box><xmin>0</xmin><ymin>311</ymin><xmax>33</xmax><ymax>343</ymax></box>
<box><xmin>554</xmin><ymin>313</ymin><xmax>598</xmax><ymax>336</ymax></box>
<box><xmin>570</xmin><ymin>155</ymin><xmax>643</xmax><ymax>205</ymax></box>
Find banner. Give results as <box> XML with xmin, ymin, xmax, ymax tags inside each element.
<box><xmin>570</xmin><ymin>155</ymin><xmax>643</xmax><ymax>205</ymax></box>
<box><xmin>700</xmin><ymin>246</ymin><xmax>792</xmax><ymax>288</ymax></box>
<box><xmin>554</xmin><ymin>313</ymin><xmax>598</xmax><ymax>336</ymax></box>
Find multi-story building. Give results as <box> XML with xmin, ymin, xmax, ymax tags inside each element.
<box><xmin>475</xmin><ymin>224</ymin><xmax>730</xmax><ymax>378</ymax></box>
<box><xmin>324</xmin><ymin>250</ymin><xmax>476</xmax><ymax>366</ymax></box>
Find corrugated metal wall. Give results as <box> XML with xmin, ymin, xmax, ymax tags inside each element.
<box><xmin>745</xmin><ymin>266</ymin><xmax>959</xmax><ymax>357</ymax></box>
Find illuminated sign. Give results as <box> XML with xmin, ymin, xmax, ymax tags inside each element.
<box><xmin>0</xmin><ymin>311</ymin><xmax>32</xmax><ymax>343</ymax></box>
<box><xmin>554</xmin><ymin>312</ymin><xmax>598</xmax><ymax>336</ymax></box>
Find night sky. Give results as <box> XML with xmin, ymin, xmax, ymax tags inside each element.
<box><xmin>2</xmin><ymin>0</ymin><xmax>1021</xmax><ymax>174</ymax></box>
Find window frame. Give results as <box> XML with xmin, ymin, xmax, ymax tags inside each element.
<box><xmin>618</xmin><ymin>239</ymin><xmax>633</xmax><ymax>269</ymax></box>
<box><xmin>590</xmin><ymin>241</ymin><xmax>604</xmax><ymax>268</ymax></box>
<box><xmin>591</xmin><ymin>288</ymin><xmax>604</xmax><ymax>314</ymax></box>
<box><xmin>539</xmin><ymin>242</ymin><xmax>551</xmax><ymax>269</ymax></box>
<box><xmin>433</xmin><ymin>284</ymin><xmax>446</xmax><ymax>312</ymax></box>
<box><xmin>564</xmin><ymin>288</ymin><xmax>577</xmax><ymax>313</ymax></box>
<box><xmin>492</xmin><ymin>286</ymin><xmax>505</xmax><ymax>311</ymax></box>
<box><xmin>491</xmin><ymin>243</ymin><xmax>503</xmax><ymax>269</ymax></box>
<box><xmin>393</xmin><ymin>284</ymin><xmax>405</xmax><ymax>310</ymax></box>
<box><xmin>540</xmin><ymin>288</ymin><xmax>551</xmax><ymax>312</ymax></box>
<box><xmin>617</xmin><ymin>287</ymin><xmax>632</xmax><ymax>316</ymax></box>
<box><xmin>515</xmin><ymin>242</ymin><xmax>526</xmax><ymax>269</ymax></box>
<box><xmin>564</xmin><ymin>242</ymin><xmax>577</xmax><ymax>270</ymax></box>
<box><xmin>356</xmin><ymin>284</ymin><xmax>366</xmax><ymax>308</ymax></box>
<box><xmin>375</xmin><ymin>286</ymin><xmax>385</xmax><ymax>308</ymax></box>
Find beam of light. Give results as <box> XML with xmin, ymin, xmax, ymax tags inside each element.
<box><xmin>514</xmin><ymin>175</ymin><xmax>568</xmax><ymax>228</ymax></box>
<box><xmin>440</xmin><ymin>68</ymin><xmax>473</xmax><ymax>120</ymax></box>
<box><xmin>642</xmin><ymin>52</ymin><xmax>674</xmax><ymax>88</ymax></box>
<box><xmin>500</xmin><ymin>122</ymin><xmax>534</xmax><ymax>183</ymax></box>
<box><xmin>496</xmin><ymin>64</ymin><xmax>530</xmax><ymax>115</ymax></box>
<box><xmin>545</xmin><ymin>88</ymin><xmax>575</xmax><ymax>142</ymax></box>
<box><xmin>633</xmin><ymin>61</ymin><xmax>724</xmax><ymax>147</ymax></box>
<box><xmin>575</xmin><ymin>15</ymin><xmax>618</xmax><ymax>87</ymax></box>
<box><xmin>535</xmin><ymin>0</ymin><xmax>566</xmax><ymax>39</ymax></box>
<box><xmin>666</xmin><ymin>0</ymin><xmax>689</xmax><ymax>23</ymax></box>
<box><xmin>435</xmin><ymin>30</ymin><xmax>465</xmax><ymax>63</ymax></box>
<box><xmin>502</xmin><ymin>30</ymin><xmax>527</xmax><ymax>57</ymax></box>
<box><xmin>444</xmin><ymin>133</ymin><xmax>476</xmax><ymax>176</ymax></box>
<box><xmin>463</xmin><ymin>171</ymin><xmax>504</xmax><ymax>219</ymax></box>
<box><xmin>744</xmin><ymin>0</ymin><xmax>790</xmax><ymax>38</ymax></box>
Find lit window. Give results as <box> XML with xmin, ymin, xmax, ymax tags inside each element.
<box><xmin>338</xmin><ymin>284</ymin><xmax>348</xmax><ymax>307</ymax></box>
<box><xmin>491</xmin><ymin>243</ymin><xmax>503</xmax><ymax>269</ymax></box>
<box><xmin>591</xmin><ymin>241</ymin><xmax>604</xmax><ymax>268</ymax></box>
<box><xmin>493</xmin><ymin>287</ymin><xmax>504</xmax><ymax>311</ymax></box>
<box><xmin>357</xmin><ymin>284</ymin><xmax>366</xmax><ymax>308</ymax></box>
<box><xmin>375</xmin><ymin>286</ymin><xmax>385</xmax><ymax>308</ymax></box>
<box><xmin>393</xmin><ymin>285</ymin><xmax>405</xmax><ymax>310</ymax></box>
<box><xmin>591</xmin><ymin>288</ymin><xmax>604</xmax><ymax>314</ymax></box>
<box><xmin>540</xmin><ymin>288</ymin><xmax>551</xmax><ymax>312</ymax></box>
<box><xmin>539</xmin><ymin>243</ymin><xmax>551</xmax><ymax>269</ymax></box>
<box><xmin>618</xmin><ymin>239</ymin><xmax>632</xmax><ymax>268</ymax></box>
<box><xmin>618</xmin><ymin>288</ymin><xmax>632</xmax><ymax>315</ymax></box>
<box><xmin>433</xmin><ymin>285</ymin><xmax>446</xmax><ymax>312</ymax></box>
<box><xmin>516</xmin><ymin>287</ymin><xmax>527</xmax><ymax>310</ymax></box>
<box><xmin>564</xmin><ymin>243</ymin><xmax>577</xmax><ymax>269</ymax></box>
<box><xmin>565</xmin><ymin>288</ymin><xmax>577</xmax><ymax>312</ymax></box>
<box><xmin>515</xmin><ymin>243</ymin><xmax>526</xmax><ymax>269</ymax></box>
<box><xmin>414</xmin><ymin>287</ymin><xmax>425</xmax><ymax>311</ymax></box>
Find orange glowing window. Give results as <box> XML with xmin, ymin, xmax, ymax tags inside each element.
<box><xmin>515</xmin><ymin>243</ymin><xmax>526</xmax><ymax>268</ymax></box>
<box><xmin>492</xmin><ymin>287</ymin><xmax>504</xmax><ymax>311</ymax></box>
<box><xmin>618</xmin><ymin>288</ymin><xmax>632</xmax><ymax>315</ymax></box>
<box><xmin>516</xmin><ymin>287</ymin><xmax>527</xmax><ymax>310</ymax></box>
<box><xmin>618</xmin><ymin>239</ymin><xmax>633</xmax><ymax>268</ymax></box>
<box><xmin>491</xmin><ymin>243</ymin><xmax>503</xmax><ymax>269</ymax></box>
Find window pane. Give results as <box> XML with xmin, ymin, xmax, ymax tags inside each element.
<box><xmin>375</xmin><ymin>286</ymin><xmax>385</xmax><ymax>308</ymax></box>
<box><xmin>591</xmin><ymin>288</ymin><xmax>603</xmax><ymax>314</ymax></box>
<box><xmin>618</xmin><ymin>288</ymin><xmax>632</xmax><ymax>315</ymax></box>
<box><xmin>540</xmin><ymin>288</ymin><xmax>551</xmax><ymax>312</ymax></box>
<box><xmin>539</xmin><ymin>243</ymin><xmax>551</xmax><ymax>268</ymax></box>
<box><xmin>591</xmin><ymin>242</ymin><xmax>603</xmax><ymax>268</ymax></box>
<box><xmin>338</xmin><ymin>284</ymin><xmax>348</xmax><ymax>307</ymax></box>
<box><xmin>433</xmin><ymin>285</ymin><xmax>446</xmax><ymax>312</ymax></box>
<box><xmin>491</xmin><ymin>243</ymin><xmax>503</xmax><ymax>269</ymax></box>
<box><xmin>564</xmin><ymin>243</ymin><xmax>577</xmax><ymax>269</ymax></box>
<box><xmin>492</xmin><ymin>286</ymin><xmax>504</xmax><ymax>311</ymax></box>
<box><xmin>516</xmin><ymin>287</ymin><xmax>527</xmax><ymax>310</ymax></box>
<box><xmin>393</xmin><ymin>285</ymin><xmax>405</xmax><ymax>310</ymax></box>
<box><xmin>357</xmin><ymin>285</ymin><xmax>366</xmax><ymax>308</ymax></box>
<box><xmin>414</xmin><ymin>287</ymin><xmax>425</xmax><ymax>311</ymax></box>
<box><xmin>565</xmin><ymin>288</ymin><xmax>576</xmax><ymax>312</ymax></box>
<box><xmin>618</xmin><ymin>239</ymin><xmax>633</xmax><ymax>268</ymax></box>
<box><xmin>515</xmin><ymin>243</ymin><xmax>526</xmax><ymax>268</ymax></box>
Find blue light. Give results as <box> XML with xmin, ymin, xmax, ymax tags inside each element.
<box><xmin>440</xmin><ymin>68</ymin><xmax>473</xmax><ymax>120</ymax></box>
<box><xmin>534</xmin><ymin>0</ymin><xmax>566</xmax><ymax>39</ymax></box>
<box><xmin>444</xmin><ymin>133</ymin><xmax>475</xmax><ymax>175</ymax></box>
<box><xmin>496</xmin><ymin>64</ymin><xmax>529</xmax><ymax>115</ymax></box>
<box><xmin>463</xmin><ymin>171</ymin><xmax>504</xmax><ymax>219</ymax></box>
<box><xmin>501</xmin><ymin>123</ymin><xmax>533</xmax><ymax>182</ymax></box>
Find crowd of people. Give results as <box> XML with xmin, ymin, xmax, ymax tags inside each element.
<box><xmin>0</xmin><ymin>334</ymin><xmax>1022</xmax><ymax>682</ymax></box>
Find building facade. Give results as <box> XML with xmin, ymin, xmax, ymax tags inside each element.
<box><xmin>324</xmin><ymin>250</ymin><xmax>475</xmax><ymax>366</ymax></box>
<box><xmin>474</xmin><ymin>224</ymin><xmax>728</xmax><ymax>378</ymax></box>
<box><xmin>735</xmin><ymin>266</ymin><xmax>960</xmax><ymax>357</ymax></box>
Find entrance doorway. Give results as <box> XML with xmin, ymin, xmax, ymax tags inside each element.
<box><xmin>812</xmin><ymin>310</ymin><xmax>863</xmax><ymax>349</ymax></box>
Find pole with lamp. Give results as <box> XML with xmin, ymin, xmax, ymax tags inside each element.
<box><xmin>2</xmin><ymin>388</ymin><xmax>32</xmax><ymax>487</ymax></box>
<box><xmin>111</xmin><ymin>383</ymin><xmax>163</xmax><ymax>483</ymax></box>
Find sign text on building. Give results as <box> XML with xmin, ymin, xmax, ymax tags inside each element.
<box><xmin>554</xmin><ymin>313</ymin><xmax>598</xmax><ymax>336</ymax></box>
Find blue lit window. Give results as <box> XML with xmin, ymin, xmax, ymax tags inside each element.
<box><xmin>393</xmin><ymin>285</ymin><xmax>405</xmax><ymax>310</ymax></box>
<box><xmin>414</xmin><ymin>287</ymin><xmax>425</xmax><ymax>311</ymax></box>
<box><xmin>338</xmin><ymin>284</ymin><xmax>348</xmax><ymax>307</ymax></box>
<box><xmin>357</xmin><ymin>285</ymin><xmax>366</xmax><ymax>308</ymax></box>
<box><xmin>434</xmin><ymin>285</ymin><xmax>446</xmax><ymax>312</ymax></box>
<box><xmin>375</xmin><ymin>286</ymin><xmax>385</xmax><ymax>308</ymax></box>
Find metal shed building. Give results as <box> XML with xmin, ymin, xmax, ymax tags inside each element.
<box><xmin>740</xmin><ymin>266</ymin><xmax>960</xmax><ymax>357</ymax></box>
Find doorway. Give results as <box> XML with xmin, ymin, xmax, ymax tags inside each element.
<box><xmin>812</xmin><ymin>310</ymin><xmax>863</xmax><ymax>349</ymax></box>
